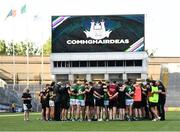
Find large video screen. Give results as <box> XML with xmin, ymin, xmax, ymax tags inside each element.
<box><xmin>52</xmin><ymin>15</ymin><xmax>144</xmax><ymax>53</ymax></box>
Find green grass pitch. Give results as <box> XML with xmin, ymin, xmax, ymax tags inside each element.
<box><xmin>0</xmin><ymin>112</ymin><xmax>180</xmax><ymax>131</ymax></box>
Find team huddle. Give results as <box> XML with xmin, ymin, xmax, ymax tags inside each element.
<box><xmin>37</xmin><ymin>79</ymin><xmax>166</xmax><ymax>122</ymax></box>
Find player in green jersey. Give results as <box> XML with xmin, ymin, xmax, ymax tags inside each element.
<box><xmin>68</xmin><ymin>82</ymin><xmax>77</xmax><ymax>121</ymax></box>
<box><xmin>76</xmin><ymin>81</ymin><xmax>86</xmax><ymax>121</ymax></box>
<box><xmin>124</xmin><ymin>81</ymin><xmax>134</xmax><ymax>121</ymax></box>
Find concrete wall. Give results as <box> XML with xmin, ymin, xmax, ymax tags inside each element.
<box><xmin>148</xmin><ymin>57</ymin><xmax>180</xmax><ymax>80</ymax></box>
<box><xmin>1</xmin><ymin>55</ymin><xmax>180</xmax><ymax>84</ymax></box>
<box><xmin>0</xmin><ymin>56</ymin><xmax>51</xmax><ymax>84</ymax></box>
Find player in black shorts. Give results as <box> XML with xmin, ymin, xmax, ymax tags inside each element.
<box><xmin>93</xmin><ymin>81</ymin><xmax>104</xmax><ymax>121</ymax></box>
<box><xmin>141</xmin><ymin>83</ymin><xmax>149</xmax><ymax>119</ymax></box>
<box><xmin>108</xmin><ymin>81</ymin><xmax>118</xmax><ymax>120</ymax></box>
<box><xmin>39</xmin><ymin>84</ymin><xmax>50</xmax><ymax>121</ymax></box>
<box><xmin>156</xmin><ymin>80</ymin><xmax>166</xmax><ymax>121</ymax></box>
<box><xmin>39</xmin><ymin>88</ymin><xmax>46</xmax><ymax>120</ymax></box>
<box><xmin>102</xmin><ymin>83</ymin><xmax>109</xmax><ymax>121</ymax></box>
<box><xmin>117</xmin><ymin>83</ymin><xmax>126</xmax><ymax>120</ymax></box>
<box><xmin>85</xmin><ymin>82</ymin><xmax>94</xmax><ymax>121</ymax></box>
<box><xmin>60</xmin><ymin>83</ymin><xmax>70</xmax><ymax>121</ymax></box>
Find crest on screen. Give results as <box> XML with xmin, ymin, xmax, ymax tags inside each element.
<box><xmin>84</xmin><ymin>20</ymin><xmax>112</xmax><ymax>40</ymax></box>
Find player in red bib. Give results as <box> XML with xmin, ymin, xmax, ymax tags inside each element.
<box><xmin>108</xmin><ymin>81</ymin><xmax>118</xmax><ymax>120</ymax></box>
<box><xmin>133</xmin><ymin>82</ymin><xmax>142</xmax><ymax>120</ymax></box>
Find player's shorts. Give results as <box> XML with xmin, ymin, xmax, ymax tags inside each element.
<box><xmin>85</xmin><ymin>100</ymin><xmax>94</xmax><ymax>107</ymax></box>
<box><xmin>94</xmin><ymin>99</ymin><xmax>104</xmax><ymax>107</ymax></box>
<box><xmin>49</xmin><ymin>100</ymin><xmax>55</xmax><ymax>107</ymax></box>
<box><xmin>61</xmin><ymin>100</ymin><xmax>70</xmax><ymax>109</ymax></box>
<box><xmin>133</xmin><ymin>101</ymin><xmax>142</xmax><ymax>108</ymax></box>
<box><xmin>117</xmin><ymin>101</ymin><xmax>126</xmax><ymax>108</ymax></box>
<box><xmin>149</xmin><ymin>102</ymin><xmax>158</xmax><ymax>107</ymax></box>
<box><xmin>76</xmin><ymin>99</ymin><xmax>85</xmax><ymax>106</ymax></box>
<box><xmin>41</xmin><ymin>101</ymin><xmax>49</xmax><ymax>109</ymax></box>
<box><xmin>126</xmin><ymin>99</ymin><xmax>134</xmax><ymax>106</ymax></box>
<box><xmin>23</xmin><ymin>104</ymin><xmax>28</xmax><ymax>111</ymax></box>
<box><xmin>104</xmin><ymin>100</ymin><xmax>109</xmax><ymax>106</ymax></box>
<box><xmin>141</xmin><ymin>98</ymin><xmax>147</xmax><ymax>107</ymax></box>
<box><xmin>70</xmin><ymin>99</ymin><xmax>77</xmax><ymax>105</ymax></box>
<box><xmin>109</xmin><ymin>99</ymin><xmax>117</xmax><ymax>108</ymax></box>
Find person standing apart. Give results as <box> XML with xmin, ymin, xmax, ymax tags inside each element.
<box><xmin>22</xmin><ymin>88</ymin><xmax>32</xmax><ymax>121</ymax></box>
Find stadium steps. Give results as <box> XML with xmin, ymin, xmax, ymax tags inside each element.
<box><xmin>166</xmin><ymin>73</ymin><xmax>180</xmax><ymax>107</ymax></box>
<box><xmin>0</xmin><ymin>69</ymin><xmax>13</xmax><ymax>83</ymax></box>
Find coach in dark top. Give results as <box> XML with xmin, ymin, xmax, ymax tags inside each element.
<box><xmin>53</xmin><ymin>82</ymin><xmax>62</xmax><ymax>121</ymax></box>
<box><xmin>156</xmin><ymin>80</ymin><xmax>166</xmax><ymax>120</ymax></box>
<box><xmin>59</xmin><ymin>83</ymin><xmax>70</xmax><ymax>121</ymax></box>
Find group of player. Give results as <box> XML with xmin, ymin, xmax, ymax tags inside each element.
<box><xmin>39</xmin><ymin>79</ymin><xmax>166</xmax><ymax>122</ymax></box>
